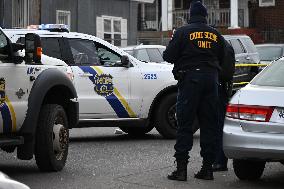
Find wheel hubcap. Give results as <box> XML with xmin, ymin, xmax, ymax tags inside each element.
<box><xmin>53</xmin><ymin>123</ymin><xmax>68</xmax><ymax>160</ymax></box>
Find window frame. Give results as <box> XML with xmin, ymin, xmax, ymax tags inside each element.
<box><xmin>56</xmin><ymin>10</ymin><xmax>71</xmax><ymax>30</ymax></box>
<box><xmin>102</xmin><ymin>16</ymin><xmax>123</xmax><ymax>46</ymax></box>
<box><xmin>259</xmin><ymin>0</ymin><xmax>275</xmax><ymax>7</ymax></box>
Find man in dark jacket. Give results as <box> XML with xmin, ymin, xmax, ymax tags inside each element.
<box><xmin>213</xmin><ymin>40</ymin><xmax>235</xmax><ymax>172</ymax></box>
<box><xmin>163</xmin><ymin>1</ymin><xmax>225</xmax><ymax>181</ymax></box>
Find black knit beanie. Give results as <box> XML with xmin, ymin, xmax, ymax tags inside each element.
<box><xmin>190</xmin><ymin>1</ymin><xmax>208</xmax><ymax>17</ymax></box>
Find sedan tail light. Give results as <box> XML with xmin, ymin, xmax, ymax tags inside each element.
<box><xmin>226</xmin><ymin>104</ymin><xmax>274</xmax><ymax>122</ymax></box>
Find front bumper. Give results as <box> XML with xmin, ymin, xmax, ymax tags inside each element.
<box><xmin>223</xmin><ymin>118</ymin><xmax>284</xmax><ymax>161</ymax></box>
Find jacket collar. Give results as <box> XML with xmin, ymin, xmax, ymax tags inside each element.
<box><xmin>189</xmin><ymin>16</ymin><xmax>207</xmax><ymax>24</ymax></box>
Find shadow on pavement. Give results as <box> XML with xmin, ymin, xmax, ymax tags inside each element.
<box><xmin>227</xmin><ymin>172</ymin><xmax>284</xmax><ymax>189</ymax></box>
<box><xmin>70</xmin><ymin>132</ymin><xmax>200</xmax><ymax>143</ymax></box>
<box><xmin>0</xmin><ymin>163</ymin><xmax>40</xmax><ymax>176</ymax></box>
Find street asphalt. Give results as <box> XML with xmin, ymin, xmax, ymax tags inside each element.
<box><xmin>0</xmin><ymin>127</ymin><xmax>284</xmax><ymax>189</ymax></box>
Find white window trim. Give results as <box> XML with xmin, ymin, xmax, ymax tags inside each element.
<box><xmin>259</xmin><ymin>0</ymin><xmax>275</xmax><ymax>7</ymax></box>
<box><xmin>56</xmin><ymin>10</ymin><xmax>71</xmax><ymax>30</ymax></box>
<box><xmin>96</xmin><ymin>15</ymin><xmax>127</xmax><ymax>47</ymax></box>
<box><xmin>102</xmin><ymin>15</ymin><xmax>122</xmax><ymax>36</ymax></box>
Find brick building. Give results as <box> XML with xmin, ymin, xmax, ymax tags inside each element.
<box><xmin>249</xmin><ymin>0</ymin><xmax>284</xmax><ymax>42</ymax></box>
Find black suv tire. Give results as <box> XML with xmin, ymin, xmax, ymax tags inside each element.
<box><xmin>154</xmin><ymin>93</ymin><xmax>199</xmax><ymax>139</ymax></box>
<box><xmin>154</xmin><ymin>93</ymin><xmax>177</xmax><ymax>139</ymax></box>
<box><xmin>233</xmin><ymin>159</ymin><xmax>265</xmax><ymax>180</ymax></box>
<box><xmin>35</xmin><ymin>104</ymin><xmax>69</xmax><ymax>172</ymax></box>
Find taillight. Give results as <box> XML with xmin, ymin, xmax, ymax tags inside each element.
<box><xmin>226</xmin><ymin>104</ymin><xmax>274</xmax><ymax>122</ymax></box>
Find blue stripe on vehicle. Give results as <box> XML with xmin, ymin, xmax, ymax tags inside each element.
<box><xmin>78</xmin><ymin>66</ymin><xmax>130</xmax><ymax>118</ymax></box>
<box><xmin>1</xmin><ymin>103</ymin><xmax>12</xmax><ymax>133</ymax></box>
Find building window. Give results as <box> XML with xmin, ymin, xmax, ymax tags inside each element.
<box><xmin>259</xmin><ymin>0</ymin><xmax>275</xmax><ymax>7</ymax></box>
<box><xmin>12</xmin><ymin>0</ymin><xmax>29</xmax><ymax>28</ymax></box>
<box><xmin>56</xmin><ymin>10</ymin><xmax>71</xmax><ymax>30</ymax></box>
<box><xmin>96</xmin><ymin>16</ymin><xmax>127</xmax><ymax>47</ymax></box>
<box><xmin>174</xmin><ymin>0</ymin><xmax>183</xmax><ymax>9</ymax></box>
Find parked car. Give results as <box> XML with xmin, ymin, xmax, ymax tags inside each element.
<box><xmin>256</xmin><ymin>44</ymin><xmax>284</xmax><ymax>64</ymax></box>
<box><xmin>121</xmin><ymin>45</ymin><xmax>166</xmax><ymax>63</ymax></box>
<box><xmin>224</xmin><ymin>35</ymin><xmax>260</xmax><ymax>85</ymax></box>
<box><xmin>223</xmin><ymin>57</ymin><xmax>284</xmax><ymax>180</ymax></box>
<box><xmin>0</xmin><ymin>172</ymin><xmax>30</xmax><ymax>189</ymax></box>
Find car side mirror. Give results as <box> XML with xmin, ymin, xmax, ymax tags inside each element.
<box><xmin>25</xmin><ymin>33</ymin><xmax>42</xmax><ymax>64</ymax></box>
<box><xmin>121</xmin><ymin>55</ymin><xmax>130</xmax><ymax>68</ymax></box>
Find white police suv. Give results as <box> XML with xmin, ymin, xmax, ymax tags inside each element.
<box><xmin>0</xmin><ymin>27</ymin><xmax>78</xmax><ymax>171</ymax></box>
<box><xmin>4</xmin><ymin>24</ymin><xmax>180</xmax><ymax>138</ymax></box>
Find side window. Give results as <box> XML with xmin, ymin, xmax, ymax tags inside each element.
<box><xmin>16</xmin><ymin>37</ymin><xmax>25</xmax><ymax>45</ymax></box>
<box><xmin>230</xmin><ymin>39</ymin><xmax>246</xmax><ymax>54</ymax></box>
<box><xmin>136</xmin><ymin>49</ymin><xmax>150</xmax><ymax>62</ymax></box>
<box><xmin>242</xmin><ymin>38</ymin><xmax>257</xmax><ymax>53</ymax></box>
<box><xmin>96</xmin><ymin>44</ymin><xmax>122</xmax><ymax>67</ymax></box>
<box><xmin>68</xmin><ymin>39</ymin><xmax>100</xmax><ymax>65</ymax></box>
<box><xmin>146</xmin><ymin>48</ymin><xmax>164</xmax><ymax>63</ymax></box>
<box><xmin>0</xmin><ymin>31</ymin><xmax>9</xmax><ymax>61</ymax></box>
<box><xmin>158</xmin><ymin>48</ymin><xmax>165</xmax><ymax>55</ymax></box>
<box><xmin>41</xmin><ymin>38</ymin><xmax>62</xmax><ymax>59</ymax></box>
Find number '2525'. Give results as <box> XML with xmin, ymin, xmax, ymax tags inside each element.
<box><xmin>144</xmin><ymin>74</ymin><xmax>157</xmax><ymax>80</ymax></box>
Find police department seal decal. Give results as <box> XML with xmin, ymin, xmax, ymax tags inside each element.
<box><xmin>0</xmin><ymin>78</ymin><xmax>6</xmax><ymax>106</ymax></box>
<box><xmin>94</xmin><ymin>74</ymin><xmax>114</xmax><ymax>96</ymax></box>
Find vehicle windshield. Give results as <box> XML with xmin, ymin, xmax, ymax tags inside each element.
<box><xmin>251</xmin><ymin>59</ymin><xmax>284</xmax><ymax>87</ymax></box>
<box><xmin>257</xmin><ymin>46</ymin><xmax>283</xmax><ymax>61</ymax></box>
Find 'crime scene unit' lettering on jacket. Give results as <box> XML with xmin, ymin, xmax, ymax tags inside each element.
<box><xmin>189</xmin><ymin>32</ymin><xmax>218</xmax><ymax>49</ymax></box>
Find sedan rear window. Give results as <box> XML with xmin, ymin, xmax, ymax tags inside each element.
<box><xmin>251</xmin><ymin>60</ymin><xmax>284</xmax><ymax>87</ymax></box>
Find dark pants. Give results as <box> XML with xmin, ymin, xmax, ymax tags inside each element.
<box><xmin>214</xmin><ymin>83</ymin><xmax>229</xmax><ymax>166</ymax></box>
<box><xmin>174</xmin><ymin>70</ymin><xmax>219</xmax><ymax>165</ymax></box>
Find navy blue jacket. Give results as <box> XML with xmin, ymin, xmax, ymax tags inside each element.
<box><xmin>163</xmin><ymin>16</ymin><xmax>225</xmax><ymax>73</ymax></box>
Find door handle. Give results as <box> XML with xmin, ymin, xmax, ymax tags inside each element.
<box><xmin>246</xmin><ymin>57</ymin><xmax>251</xmax><ymax>60</ymax></box>
<box><xmin>236</xmin><ymin>59</ymin><xmax>240</xmax><ymax>62</ymax></box>
<box><xmin>79</xmin><ymin>72</ymin><xmax>93</xmax><ymax>77</ymax></box>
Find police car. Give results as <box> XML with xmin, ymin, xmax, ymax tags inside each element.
<box><xmin>0</xmin><ymin>27</ymin><xmax>78</xmax><ymax>171</ymax></box>
<box><xmin>4</xmin><ymin>24</ymin><xmax>180</xmax><ymax>138</ymax></box>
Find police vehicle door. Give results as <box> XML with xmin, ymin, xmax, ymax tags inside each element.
<box><xmin>69</xmin><ymin>39</ymin><xmax>135</xmax><ymax>119</ymax></box>
<box><xmin>0</xmin><ymin>30</ymin><xmax>28</xmax><ymax>134</ymax></box>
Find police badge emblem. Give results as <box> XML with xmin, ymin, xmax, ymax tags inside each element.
<box><xmin>0</xmin><ymin>78</ymin><xmax>6</xmax><ymax>106</ymax></box>
<box><xmin>94</xmin><ymin>74</ymin><xmax>114</xmax><ymax>96</ymax></box>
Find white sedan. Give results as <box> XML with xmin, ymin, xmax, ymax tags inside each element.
<box><xmin>0</xmin><ymin>172</ymin><xmax>29</xmax><ymax>189</ymax></box>
<box><xmin>121</xmin><ymin>45</ymin><xmax>166</xmax><ymax>63</ymax></box>
<box><xmin>223</xmin><ymin>57</ymin><xmax>284</xmax><ymax>180</ymax></box>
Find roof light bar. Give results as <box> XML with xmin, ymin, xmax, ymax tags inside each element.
<box><xmin>27</xmin><ymin>24</ymin><xmax>69</xmax><ymax>32</ymax></box>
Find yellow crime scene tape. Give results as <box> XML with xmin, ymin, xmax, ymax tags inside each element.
<box><xmin>235</xmin><ymin>64</ymin><xmax>268</xmax><ymax>67</ymax></box>
<box><xmin>233</xmin><ymin>63</ymin><xmax>269</xmax><ymax>86</ymax></box>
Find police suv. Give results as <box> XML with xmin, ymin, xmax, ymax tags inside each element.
<box><xmin>4</xmin><ymin>25</ymin><xmax>181</xmax><ymax>139</ymax></box>
<box><xmin>0</xmin><ymin>28</ymin><xmax>78</xmax><ymax>171</ymax></box>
